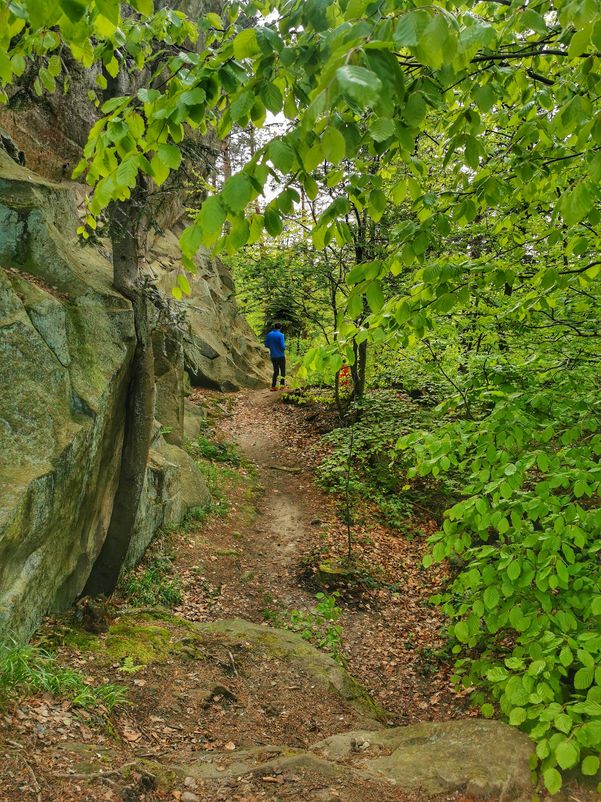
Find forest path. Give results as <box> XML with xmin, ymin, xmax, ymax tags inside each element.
<box><xmin>2</xmin><ymin>389</ymin><xmax>574</xmax><ymax>802</ymax></box>
<box><xmin>176</xmin><ymin>388</ymin><xmax>323</xmax><ymax>627</ymax></box>
<box><xmin>176</xmin><ymin>388</ymin><xmax>465</xmax><ymax>724</ymax></box>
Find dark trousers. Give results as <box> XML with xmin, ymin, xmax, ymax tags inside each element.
<box><xmin>271</xmin><ymin>356</ymin><xmax>286</xmax><ymax>387</ymax></box>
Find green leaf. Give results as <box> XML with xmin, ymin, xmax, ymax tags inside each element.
<box><xmin>59</xmin><ymin>0</ymin><xmax>87</xmax><ymax>22</ymax></box>
<box><xmin>116</xmin><ymin>156</ymin><xmax>139</xmax><ymax>188</ymax></box>
<box><xmin>150</xmin><ymin>154</ymin><xmax>169</xmax><ymax>186</ymax></box>
<box><xmin>96</xmin><ymin>0</ymin><xmax>120</xmax><ymax>23</ymax></box>
<box><xmin>554</xmin><ymin>713</ymin><xmax>573</xmax><ymax>734</ymax></box>
<box><xmin>230</xmin><ymin>90</ymin><xmax>254</xmax><ymax>123</ymax></box>
<box><xmin>582</xmin><ymin>756</ymin><xmax>600</xmax><ymax>776</ymax></box>
<box><xmin>198</xmin><ymin>196</ymin><xmax>226</xmax><ymax>240</ymax></box>
<box><xmin>180</xmin><ymin>224</ymin><xmax>202</xmax><ymax>258</ymax></box>
<box><xmin>559</xmin><ymin>646</ymin><xmax>573</xmax><ymax>667</ymax></box>
<box><xmin>205</xmin><ymin>11</ymin><xmax>222</xmax><ymax>28</ymax></box>
<box><xmin>130</xmin><ymin>0</ymin><xmax>153</xmax><ymax>14</ymax></box>
<box><xmin>177</xmin><ymin>273</ymin><xmax>191</xmax><ymax>296</ymax></box>
<box><xmin>368</xmin><ymin>189</ymin><xmax>387</xmax><ymax>222</ymax></box>
<box><xmin>543</xmin><ymin>768</ymin><xmax>562</xmax><ymax>795</ymax></box>
<box><xmin>419</xmin><ymin>13</ymin><xmax>453</xmax><ymax>70</ymax></box>
<box><xmin>574</xmin><ymin>667</ymin><xmax>594</xmax><ymax>690</ymax></box>
<box><xmin>260</xmin><ymin>83</ymin><xmax>283</xmax><ymax>114</ymax></box>
<box><xmin>473</xmin><ymin>84</ymin><xmax>496</xmax><ymax>113</ymax></box>
<box><xmin>268</xmin><ymin>139</ymin><xmax>296</xmax><ymax>173</ymax></box>
<box><xmin>561</xmin><ymin>181</ymin><xmax>597</xmax><ymax>226</ymax></box>
<box><xmin>507</xmin><ymin>560</ymin><xmax>521</xmax><ymax>581</ymax></box>
<box><xmin>157</xmin><ymin>143</ymin><xmax>181</xmax><ymax>170</ymax></box>
<box><xmin>481</xmin><ymin>703</ymin><xmax>494</xmax><ymax>718</ymax></box>
<box><xmin>336</xmin><ymin>65</ymin><xmax>382</xmax><ymax>107</ymax></box>
<box><xmin>322</xmin><ymin>127</ymin><xmax>346</xmax><ymax>165</ymax></box>
<box><xmin>365</xmin><ymin>280</ymin><xmax>384</xmax><ymax>313</ymax></box>
<box><xmin>509</xmin><ymin>707</ymin><xmax>527</xmax><ymax>726</ymax></box>
<box><xmin>264</xmin><ymin>207</ymin><xmax>283</xmax><ymax>236</ymax></box>
<box><xmin>454</xmin><ymin>620</ymin><xmax>469</xmax><ymax>643</ymax></box>
<box><xmin>555</xmin><ymin>740</ymin><xmax>579</xmax><ymax>770</ymax></box>
<box><xmin>404</xmin><ymin>92</ymin><xmax>426</xmax><ymax>126</ymax></box>
<box><xmin>369</xmin><ymin>118</ymin><xmax>395</xmax><ymax>142</ymax></box>
<box><xmin>483</xmin><ymin>586</ymin><xmax>499</xmax><ymax>610</ymax></box>
<box><xmin>394</xmin><ymin>10</ymin><xmax>429</xmax><ymax>48</ymax></box>
<box><xmin>222</xmin><ymin>173</ymin><xmax>252</xmax><ymax>213</ymax></box>
<box><xmin>233</xmin><ymin>28</ymin><xmax>261</xmax><ymax>59</ymax></box>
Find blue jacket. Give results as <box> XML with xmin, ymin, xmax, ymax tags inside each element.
<box><xmin>265</xmin><ymin>329</ymin><xmax>286</xmax><ymax>359</ymax></box>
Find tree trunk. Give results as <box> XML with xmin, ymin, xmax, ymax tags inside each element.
<box><xmin>84</xmin><ymin>196</ymin><xmax>155</xmax><ymax>596</ymax></box>
<box><xmin>350</xmin><ymin>338</ymin><xmax>367</xmax><ymax>403</ymax></box>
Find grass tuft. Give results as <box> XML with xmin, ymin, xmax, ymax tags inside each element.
<box><xmin>0</xmin><ymin>637</ymin><xmax>127</xmax><ymax>710</ymax></box>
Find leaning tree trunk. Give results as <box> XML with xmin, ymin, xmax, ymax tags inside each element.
<box><xmin>84</xmin><ymin>196</ymin><xmax>155</xmax><ymax>596</ymax></box>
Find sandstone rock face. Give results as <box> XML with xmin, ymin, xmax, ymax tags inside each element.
<box><xmin>146</xmin><ymin>232</ymin><xmax>270</xmax><ymax>391</ymax></box>
<box><xmin>0</xmin><ymin>153</ymin><xmax>210</xmax><ymax>637</ymax></box>
<box><xmin>0</xmin><ymin>152</ymin><xmax>134</xmax><ymax>636</ymax></box>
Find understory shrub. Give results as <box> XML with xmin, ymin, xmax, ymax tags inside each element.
<box><xmin>399</xmin><ymin>373</ymin><xmax>601</xmax><ymax>793</ymax></box>
<box><xmin>317</xmin><ymin>391</ymin><xmax>444</xmax><ymax>527</ymax></box>
<box><xmin>285</xmin><ymin>592</ymin><xmax>345</xmax><ymax>665</ymax></box>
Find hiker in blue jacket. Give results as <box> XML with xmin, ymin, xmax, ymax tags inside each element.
<box><xmin>264</xmin><ymin>323</ymin><xmax>286</xmax><ymax>391</ymax></box>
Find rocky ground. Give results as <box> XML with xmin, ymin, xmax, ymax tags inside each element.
<box><xmin>0</xmin><ymin>389</ymin><xmax>597</xmax><ymax>802</ymax></box>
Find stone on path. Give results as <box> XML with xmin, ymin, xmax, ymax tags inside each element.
<box><xmin>178</xmin><ymin>718</ymin><xmax>533</xmax><ymax>802</ymax></box>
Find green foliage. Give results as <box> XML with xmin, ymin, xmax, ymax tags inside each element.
<box><xmin>120</xmin><ymin>554</ymin><xmax>182</xmax><ymax>607</ymax></box>
<box><xmin>3</xmin><ymin>0</ymin><xmax>601</xmax><ymax>792</ymax></box>
<box><xmin>286</xmin><ymin>592</ymin><xmax>345</xmax><ymax>665</ymax></box>
<box><xmin>191</xmin><ymin>433</ymin><xmax>241</xmax><ymax>465</ymax></box>
<box><xmin>317</xmin><ymin>391</ymin><xmax>439</xmax><ymax>528</ymax></box>
<box><xmin>0</xmin><ymin>637</ymin><xmax>127</xmax><ymax>710</ymax></box>
<box><xmin>399</xmin><ymin>368</ymin><xmax>601</xmax><ymax>793</ymax></box>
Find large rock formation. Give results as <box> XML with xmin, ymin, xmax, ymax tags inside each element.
<box><xmin>0</xmin><ymin>151</ymin><xmax>210</xmax><ymax>636</ymax></box>
<box><xmin>146</xmin><ymin>232</ymin><xmax>270</xmax><ymax>391</ymax></box>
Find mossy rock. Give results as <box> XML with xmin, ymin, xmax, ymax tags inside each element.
<box><xmin>194</xmin><ymin>619</ymin><xmax>387</xmax><ymax>723</ymax></box>
<box><xmin>177</xmin><ymin>720</ymin><xmax>534</xmax><ymax>800</ymax></box>
<box><xmin>316</xmin><ymin>559</ymin><xmax>355</xmax><ymax>585</ymax></box>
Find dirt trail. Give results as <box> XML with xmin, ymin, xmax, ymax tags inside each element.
<box><xmin>177</xmin><ymin>389</ymin><xmax>322</xmax><ymax>622</ymax></box>
<box><xmin>178</xmin><ymin>389</ymin><xmax>467</xmax><ymax>725</ymax></box>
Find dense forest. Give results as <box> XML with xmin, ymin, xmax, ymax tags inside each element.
<box><xmin>0</xmin><ymin>0</ymin><xmax>600</xmax><ymax>799</ymax></box>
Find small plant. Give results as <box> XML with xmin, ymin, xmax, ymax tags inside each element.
<box><xmin>0</xmin><ymin>637</ymin><xmax>127</xmax><ymax>710</ymax></box>
<box><xmin>120</xmin><ymin>554</ymin><xmax>182</xmax><ymax>607</ymax></box>
<box><xmin>286</xmin><ymin>592</ymin><xmax>345</xmax><ymax>665</ymax></box>
<box><xmin>191</xmin><ymin>433</ymin><xmax>241</xmax><ymax>465</ymax></box>
<box><xmin>117</xmin><ymin>656</ymin><xmax>145</xmax><ymax>675</ymax></box>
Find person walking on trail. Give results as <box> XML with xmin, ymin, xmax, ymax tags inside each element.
<box><xmin>264</xmin><ymin>322</ymin><xmax>286</xmax><ymax>391</ymax></box>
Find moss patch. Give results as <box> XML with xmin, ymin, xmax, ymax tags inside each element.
<box><xmin>57</xmin><ymin>612</ymin><xmax>205</xmax><ymax>667</ymax></box>
<box><xmin>103</xmin><ymin>622</ymin><xmax>173</xmax><ymax>664</ymax></box>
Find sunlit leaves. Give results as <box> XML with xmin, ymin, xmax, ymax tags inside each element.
<box><xmin>336</xmin><ymin>65</ymin><xmax>382</xmax><ymax>107</ymax></box>
<box><xmin>222</xmin><ymin>172</ymin><xmax>253</xmax><ymax>213</ymax></box>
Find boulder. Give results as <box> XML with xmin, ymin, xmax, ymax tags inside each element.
<box><xmin>124</xmin><ymin>437</ymin><xmax>211</xmax><ymax>570</ymax></box>
<box><xmin>0</xmin><ymin>151</ymin><xmax>135</xmax><ymax>636</ymax></box>
<box><xmin>194</xmin><ymin>619</ymin><xmax>386</xmax><ymax>723</ymax></box>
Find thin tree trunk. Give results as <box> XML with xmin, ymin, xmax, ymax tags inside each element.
<box><xmin>84</xmin><ymin>196</ymin><xmax>155</xmax><ymax>596</ymax></box>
